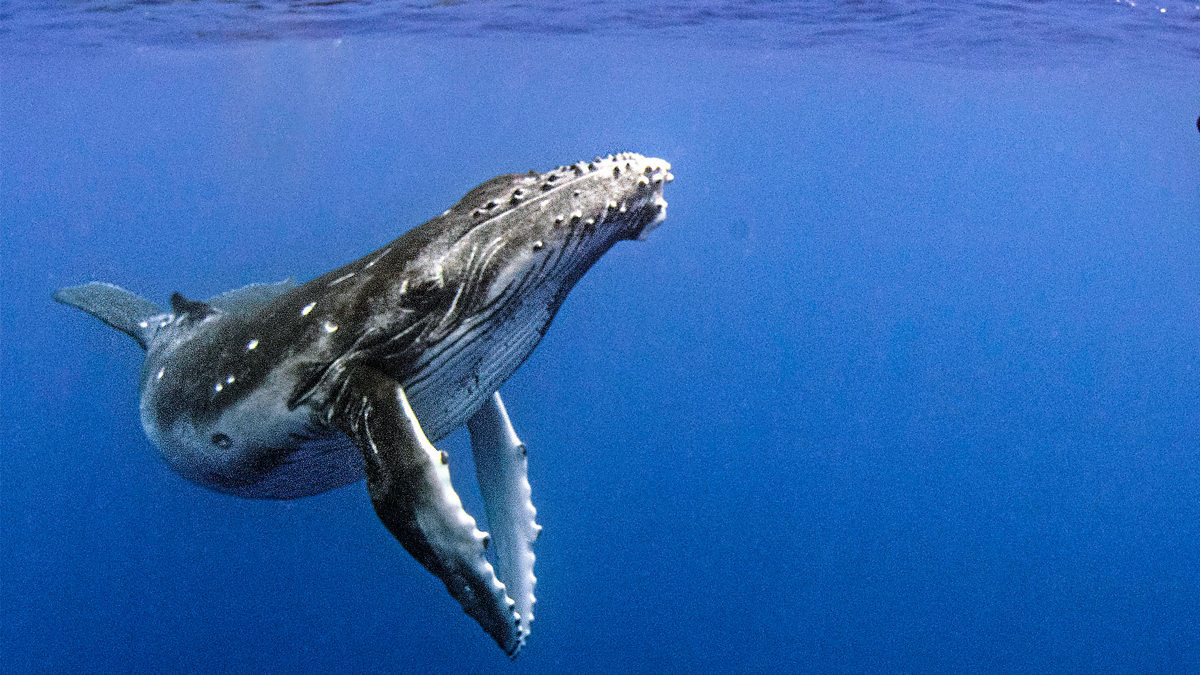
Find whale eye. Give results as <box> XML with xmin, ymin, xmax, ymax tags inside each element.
<box><xmin>211</xmin><ymin>433</ymin><xmax>232</xmax><ymax>449</ymax></box>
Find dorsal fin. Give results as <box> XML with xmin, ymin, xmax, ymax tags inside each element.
<box><xmin>170</xmin><ymin>292</ymin><xmax>214</xmax><ymax>319</ymax></box>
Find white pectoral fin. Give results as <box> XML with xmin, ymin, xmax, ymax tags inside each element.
<box><xmin>467</xmin><ymin>392</ymin><xmax>540</xmax><ymax>642</ymax></box>
<box><xmin>331</xmin><ymin>367</ymin><xmax>523</xmax><ymax>657</ymax></box>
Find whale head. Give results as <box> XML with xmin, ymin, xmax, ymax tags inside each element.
<box><xmin>435</xmin><ymin>153</ymin><xmax>673</xmax><ymax>308</ymax></box>
<box><xmin>521</xmin><ymin>152</ymin><xmax>673</xmax><ymax>244</ymax></box>
<box><xmin>371</xmin><ymin>153</ymin><xmax>673</xmax><ymax>421</ymax></box>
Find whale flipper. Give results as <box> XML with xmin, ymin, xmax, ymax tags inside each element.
<box><xmin>330</xmin><ymin>365</ymin><xmax>524</xmax><ymax>656</ymax></box>
<box><xmin>53</xmin><ymin>282</ymin><xmax>164</xmax><ymax>349</ymax></box>
<box><xmin>467</xmin><ymin>393</ymin><xmax>539</xmax><ymax>643</ymax></box>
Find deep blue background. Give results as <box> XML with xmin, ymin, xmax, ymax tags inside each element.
<box><xmin>2</xmin><ymin>34</ymin><xmax>1198</xmax><ymax>671</ymax></box>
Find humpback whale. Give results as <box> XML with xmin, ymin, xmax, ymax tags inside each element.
<box><xmin>54</xmin><ymin>152</ymin><xmax>673</xmax><ymax>656</ymax></box>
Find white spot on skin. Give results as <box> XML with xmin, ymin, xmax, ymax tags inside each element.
<box><xmin>329</xmin><ymin>272</ymin><xmax>355</xmax><ymax>287</ymax></box>
<box><xmin>365</xmin><ymin>246</ymin><xmax>392</xmax><ymax>270</ymax></box>
<box><xmin>301</xmin><ymin>302</ymin><xmax>316</xmax><ymax>316</ymax></box>
<box><xmin>138</xmin><ymin>320</ymin><xmax>149</xmax><ymax>329</ymax></box>
<box><xmin>214</xmin><ymin>382</ymin><xmax>224</xmax><ymax>393</ymax></box>
<box><xmin>156</xmin><ymin>368</ymin><xmax>165</xmax><ymax>380</ymax></box>
<box><xmin>225</xmin><ymin>375</ymin><xmax>236</xmax><ymax>385</ymax></box>
<box><xmin>246</xmin><ymin>338</ymin><xmax>259</xmax><ymax>351</ymax></box>
<box><xmin>323</xmin><ymin>320</ymin><xmax>339</xmax><ymax>333</ymax></box>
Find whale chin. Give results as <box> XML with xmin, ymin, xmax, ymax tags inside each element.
<box><xmin>636</xmin><ymin>198</ymin><xmax>669</xmax><ymax>241</ymax></box>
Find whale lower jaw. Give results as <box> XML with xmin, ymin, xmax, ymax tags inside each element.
<box><xmin>636</xmin><ymin>197</ymin><xmax>669</xmax><ymax>240</ymax></box>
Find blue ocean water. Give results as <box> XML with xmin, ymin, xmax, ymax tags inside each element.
<box><xmin>2</xmin><ymin>1</ymin><xmax>1198</xmax><ymax>671</ymax></box>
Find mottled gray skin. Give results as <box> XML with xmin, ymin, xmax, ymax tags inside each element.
<box><xmin>136</xmin><ymin>153</ymin><xmax>671</xmax><ymax>499</ymax></box>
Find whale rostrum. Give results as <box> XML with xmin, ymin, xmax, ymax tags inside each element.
<box><xmin>54</xmin><ymin>152</ymin><xmax>673</xmax><ymax>656</ymax></box>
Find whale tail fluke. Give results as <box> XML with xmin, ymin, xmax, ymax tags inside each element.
<box><xmin>53</xmin><ymin>282</ymin><xmax>164</xmax><ymax>349</ymax></box>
